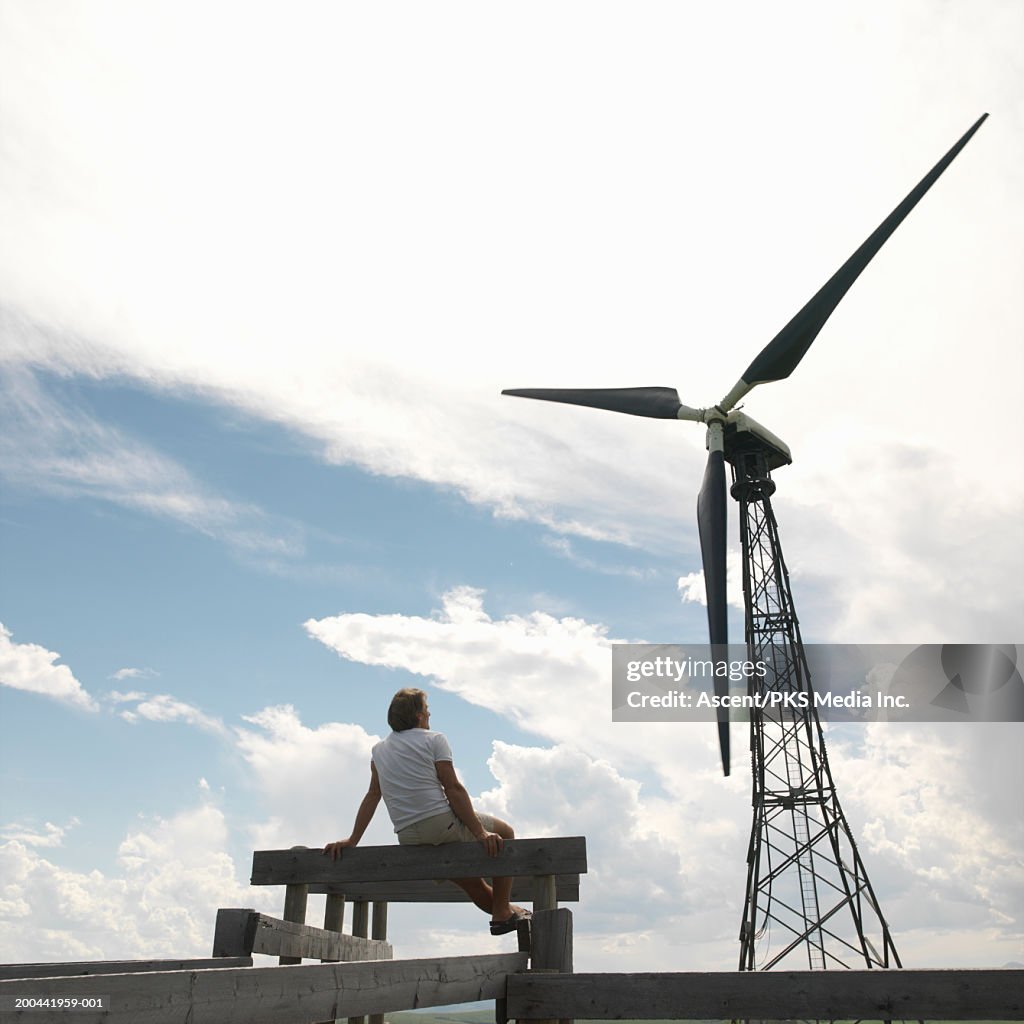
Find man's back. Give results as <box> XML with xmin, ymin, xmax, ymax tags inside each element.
<box><xmin>371</xmin><ymin>728</ymin><xmax>452</xmax><ymax>831</ymax></box>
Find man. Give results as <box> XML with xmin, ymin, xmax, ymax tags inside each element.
<box><xmin>323</xmin><ymin>687</ymin><xmax>531</xmax><ymax>935</ymax></box>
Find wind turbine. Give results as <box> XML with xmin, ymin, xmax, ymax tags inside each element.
<box><xmin>503</xmin><ymin>114</ymin><xmax>987</xmax><ymax>970</ymax></box>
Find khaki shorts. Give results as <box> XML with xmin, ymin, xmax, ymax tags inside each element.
<box><xmin>397</xmin><ymin>808</ymin><xmax>498</xmax><ymax>846</ymax></box>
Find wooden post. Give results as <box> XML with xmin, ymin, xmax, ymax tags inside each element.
<box><xmin>530</xmin><ymin>908</ymin><xmax>573</xmax><ymax>1024</ymax></box>
<box><xmin>325</xmin><ymin>894</ymin><xmax>346</xmax><ymax>932</ymax></box>
<box><xmin>212</xmin><ymin>908</ymin><xmax>259</xmax><ymax>958</ymax></box>
<box><xmin>279</xmin><ymin>883</ymin><xmax>308</xmax><ymax>965</ymax></box>
<box><xmin>367</xmin><ymin>902</ymin><xmax>389</xmax><ymax>1024</ymax></box>
<box><xmin>348</xmin><ymin>901</ymin><xmax>370</xmax><ymax>1024</ymax></box>
<box><xmin>321</xmin><ymin>894</ymin><xmax>346</xmax><ymax>964</ymax></box>
<box><xmin>533</xmin><ymin>874</ymin><xmax>557</xmax><ymax>912</ymax></box>
<box><xmin>371</xmin><ymin>901</ymin><xmax>388</xmax><ymax>941</ymax></box>
<box><xmin>352</xmin><ymin>900</ymin><xmax>369</xmax><ymax>936</ymax></box>
<box><xmin>530</xmin><ymin>908</ymin><xmax>572</xmax><ymax>974</ymax></box>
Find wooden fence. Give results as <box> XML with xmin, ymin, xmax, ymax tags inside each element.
<box><xmin>3</xmin><ymin>834</ymin><xmax>1021</xmax><ymax>1023</ymax></box>
<box><xmin>0</xmin><ymin>837</ymin><xmax>582</xmax><ymax>1024</ymax></box>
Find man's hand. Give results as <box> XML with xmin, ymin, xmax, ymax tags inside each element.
<box><xmin>323</xmin><ymin>839</ymin><xmax>356</xmax><ymax>860</ymax></box>
<box><xmin>479</xmin><ymin>830</ymin><xmax>504</xmax><ymax>857</ymax></box>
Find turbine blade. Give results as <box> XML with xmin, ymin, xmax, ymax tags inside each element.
<box><xmin>697</xmin><ymin>447</ymin><xmax>730</xmax><ymax>776</ymax></box>
<box><xmin>502</xmin><ymin>387</ymin><xmax>683</xmax><ymax>419</ymax></box>
<box><xmin>721</xmin><ymin>113</ymin><xmax>989</xmax><ymax>409</ymax></box>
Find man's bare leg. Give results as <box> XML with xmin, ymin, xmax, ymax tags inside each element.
<box><xmin>452</xmin><ymin>877</ymin><xmax>493</xmax><ymax>913</ymax></box>
<box><xmin>487</xmin><ymin>816</ymin><xmax>524</xmax><ymax>925</ymax></box>
<box><xmin>452</xmin><ymin>817</ymin><xmax>528</xmax><ymax>925</ymax></box>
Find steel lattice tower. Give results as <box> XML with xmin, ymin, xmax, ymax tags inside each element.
<box><xmin>730</xmin><ymin>444</ymin><xmax>902</xmax><ymax>972</ymax></box>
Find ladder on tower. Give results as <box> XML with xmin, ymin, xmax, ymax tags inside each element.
<box><xmin>785</xmin><ymin>721</ymin><xmax>826</xmax><ymax>970</ymax></box>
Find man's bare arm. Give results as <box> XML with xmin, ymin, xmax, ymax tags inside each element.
<box><xmin>436</xmin><ymin>760</ymin><xmax>503</xmax><ymax>856</ymax></box>
<box><xmin>323</xmin><ymin>764</ymin><xmax>382</xmax><ymax>859</ymax></box>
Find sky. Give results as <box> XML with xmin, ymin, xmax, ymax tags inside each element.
<box><xmin>1</xmin><ymin>0</ymin><xmax>1022</xmax><ymax>976</ymax></box>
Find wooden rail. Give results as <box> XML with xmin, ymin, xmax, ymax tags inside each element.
<box><xmin>0</xmin><ymin>952</ymin><xmax>528</xmax><ymax>1024</ymax></box>
<box><xmin>212</xmin><ymin>909</ymin><xmax>392</xmax><ymax>961</ymax></box>
<box><xmin>299</xmin><ymin>875</ymin><xmax>580</xmax><ymax>901</ymax></box>
<box><xmin>0</xmin><ymin>958</ymin><xmax>251</xmax><ymax>981</ymax></box>
<box><xmin>506</xmin><ymin>968</ymin><xmax>1024</xmax><ymax>1021</ymax></box>
<box><xmin>250</xmin><ymin>837</ymin><xmax>587</xmax><ymax>886</ymax></box>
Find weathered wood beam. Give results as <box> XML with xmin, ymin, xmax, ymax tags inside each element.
<box><xmin>302</xmin><ymin>875</ymin><xmax>580</xmax><ymax>902</ymax></box>
<box><xmin>279</xmin><ymin>882</ymin><xmax>308</xmax><ymax>966</ymax></box>
<box><xmin>251</xmin><ymin>837</ymin><xmax>586</xmax><ymax>886</ymax></box>
<box><xmin>0</xmin><ymin>958</ymin><xmax>251</xmax><ymax>981</ymax></box>
<box><xmin>321</xmin><ymin>894</ymin><xmax>346</xmax><ymax>963</ymax></box>
<box><xmin>367</xmin><ymin>902</ymin><xmax>389</xmax><ymax>1024</ymax></box>
<box><xmin>530</xmin><ymin>909</ymin><xmax>572</xmax><ymax>974</ymax></box>
<box><xmin>506</xmin><ymin>968</ymin><xmax>1024</xmax><ymax>1021</ymax></box>
<box><xmin>532</xmin><ymin>875</ymin><xmax>557</xmax><ymax>912</ymax></box>
<box><xmin>0</xmin><ymin>952</ymin><xmax>529</xmax><ymax>1024</ymax></box>
<box><xmin>348</xmin><ymin>902</ymin><xmax>370</xmax><ymax>1024</ymax></box>
<box><xmin>213</xmin><ymin>910</ymin><xmax>392</xmax><ymax>962</ymax></box>
<box><xmin>213</xmin><ymin>907</ymin><xmax>260</xmax><ymax>958</ymax></box>
<box><xmin>529</xmin><ymin>909</ymin><xmax>574</xmax><ymax>1024</ymax></box>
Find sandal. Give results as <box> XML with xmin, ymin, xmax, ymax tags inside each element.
<box><xmin>490</xmin><ymin>908</ymin><xmax>532</xmax><ymax>935</ymax></box>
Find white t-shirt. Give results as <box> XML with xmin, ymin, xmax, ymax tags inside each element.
<box><xmin>371</xmin><ymin>729</ymin><xmax>454</xmax><ymax>831</ymax></box>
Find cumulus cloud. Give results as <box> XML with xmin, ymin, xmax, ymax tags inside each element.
<box><xmin>234</xmin><ymin>705</ymin><xmax>385</xmax><ymax>851</ymax></box>
<box><xmin>828</xmin><ymin>722</ymin><xmax>1024</xmax><ymax>961</ymax></box>
<box><xmin>481</xmin><ymin>744</ymin><xmax>686</xmax><ymax>923</ymax></box>
<box><xmin>0</xmin><ymin>623</ymin><xmax>97</xmax><ymax>711</ymax></box>
<box><xmin>304</xmin><ymin>586</ymin><xmax>729</xmax><ymax>781</ymax></box>
<box><xmin>0</xmin><ymin>798</ymin><xmax>271</xmax><ymax>962</ymax></box>
<box><xmin>306</xmin><ymin>586</ymin><xmax>616</xmax><ymax>750</ymax></box>
<box><xmin>677</xmin><ymin>548</ymin><xmax>746</xmax><ymax>612</ymax></box>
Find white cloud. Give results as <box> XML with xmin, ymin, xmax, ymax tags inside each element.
<box><xmin>0</xmin><ymin>798</ymin><xmax>271</xmax><ymax>962</ymax></box>
<box><xmin>116</xmin><ymin>694</ymin><xmax>227</xmax><ymax>737</ymax></box>
<box><xmin>828</xmin><ymin>723</ymin><xmax>1024</xmax><ymax>954</ymax></box>
<box><xmin>677</xmin><ymin>548</ymin><xmax>746</xmax><ymax>612</ymax></box>
<box><xmin>109</xmin><ymin>667</ymin><xmax>158</xmax><ymax>682</ymax></box>
<box><xmin>0</xmin><ymin>623</ymin><xmax>97</xmax><ymax>711</ymax></box>
<box><xmin>106</xmin><ymin>689</ymin><xmax>148</xmax><ymax>703</ymax></box>
<box><xmin>305</xmin><ymin>585</ymin><xmax>729</xmax><ymax>782</ymax></box>
<box><xmin>306</xmin><ymin>586</ymin><xmax>621</xmax><ymax>749</ymax></box>
<box><xmin>234</xmin><ymin>705</ymin><xmax>386</xmax><ymax>851</ymax></box>
<box><xmin>480</xmin><ymin>744</ymin><xmax>691</xmax><ymax>928</ymax></box>
<box><xmin>0</xmin><ymin>819</ymin><xmax>79</xmax><ymax>849</ymax></box>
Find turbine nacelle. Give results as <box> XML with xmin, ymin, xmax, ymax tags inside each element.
<box><xmin>675</xmin><ymin>405</ymin><xmax>792</xmax><ymax>468</ymax></box>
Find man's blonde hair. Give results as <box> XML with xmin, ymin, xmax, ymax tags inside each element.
<box><xmin>388</xmin><ymin>688</ymin><xmax>427</xmax><ymax>732</ymax></box>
